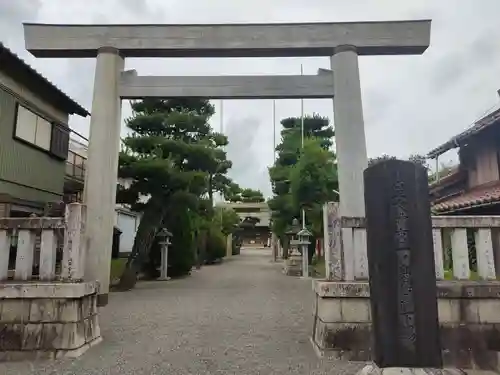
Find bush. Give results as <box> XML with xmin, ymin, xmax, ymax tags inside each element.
<box><xmin>232</xmin><ymin>234</ymin><xmax>242</xmax><ymax>255</ymax></box>
<box><xmin>205</xmin><ymin>227</ymin><xmax>226</xmax><ymax>264</ymax></box>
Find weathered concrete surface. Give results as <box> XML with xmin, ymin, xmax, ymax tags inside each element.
<box><xmin>119</xmin><ymin>74</ymin><xmax>336</xmax><ymax>99</ymax></box>
<box><xmin>83</xmin><ymin>48</ymin><xmax>124</xmax><ymax>304</ymax></box>
<box><xmin>23</xmin><ymin>20</ymin><xmax>431</xmax><ymax>58</ymax></box>
<box><xmin>0</xmin><ymin>281</ymin><xmax>98</xmax><ymax>299</ymax></box>
<box><xmin>0</xmin><ymin>283</ymin><xmax>100</xmax><ymax>360</ymax></box>
<box><xmin>0</xmin><ymin>248</ymin><xmax>363</xmax><ymax>374</ymax></box>
<box><xmin>312</xmin><ymin>281</ymin><xmax>500</xmax><ymax>369</ymax></box>
<box><xmin>356</xmin><ymin>363</ymin><xmax>498</xmax><ymax>375</ymax></box>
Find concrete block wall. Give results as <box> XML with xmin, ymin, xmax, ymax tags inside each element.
<box><xmin>0</xmin><ymin>282</ymin><xmax>101</xmax><ymax>360</ymax></box>
<box><xmin>312</xmin><ymin>280</ymin><xmax>500</xmax><ymax>370</ymax></box>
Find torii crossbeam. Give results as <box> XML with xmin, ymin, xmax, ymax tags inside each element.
<box><xmin>119</xmin><ymin>71</ymin><xmax>335</xmax><ymax>99</ymax></box>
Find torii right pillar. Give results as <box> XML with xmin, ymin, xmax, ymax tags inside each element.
<box><xmin>331</xmin><ymin>45</ymin><xmax>367</xmax><ymax>220</ymax></box>
<box><xmin>331</xmin><ymin>45</ymin><xmax>369</xmax><ymax>280</ymax></box>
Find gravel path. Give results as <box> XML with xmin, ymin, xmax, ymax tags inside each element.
<box><xmin>0</xmin><ymin>248</ymin><xmax>363</xmax><ymax>375</ymax></box>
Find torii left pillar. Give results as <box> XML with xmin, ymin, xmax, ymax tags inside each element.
<box><xmin>83</xmin><ymin>47</ymin><xmax>124</xmax><ymax>306</ymax></box>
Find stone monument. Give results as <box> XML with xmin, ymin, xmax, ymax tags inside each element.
<box><xmin>363</xmin><ymin>160</ymin><xmax>442</xmax><ymax>371</ymax></box>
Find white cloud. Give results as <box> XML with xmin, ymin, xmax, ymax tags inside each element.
<box><xmin>2</xmin><ymin>0</ymin><xmax>500</xmax><ymax>195</ymax></box>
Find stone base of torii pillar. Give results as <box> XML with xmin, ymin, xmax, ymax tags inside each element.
<box><xmin>357</xmin><ymin>363</ymin><xmax>467</xmax><ymax>375</ymax></box>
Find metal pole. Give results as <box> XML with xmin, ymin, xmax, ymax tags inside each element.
<box><xmin>220</xmin><ymin>99</ymin><xmax>224</xmax><ymax>208</ymax></box>
<box><xmin>300</xmin><ymin>64</ymin><xmax>305</xmax><ymax>149</ymax></box>
<box><xmin>300</xmin><ymin>64</ymin><xmax>306</xmax><ymax>230</ymax></box>
<box><xmin>272</xmin><ymin>99</ymin><xmax>277</xmax><ymax>261</ymax></box>
<box><xmin>220</xmin><ymin>99</ymin><xmax>224</xmax><ymax>134</ymax></box>
<box><xmin>273</xmin><ymin>99</ymin><xmax>276</xmax><ymax>162</ymax></box>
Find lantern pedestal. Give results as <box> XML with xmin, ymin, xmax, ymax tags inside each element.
<box><xmin>156</xmin><ymin>228</ymin><xmax>172</xmax><ymax>281</ymax></box>
<box><xmin>158</xmin><ymin>245</ymin><xmax>171</xmax><ymax>281</ymax></box>
<box><xmin>283</xmin><ymin>218</ymin><xmax>302</xmax><ymax>275</ymax></box>
<box><xmin>297</xmin><ymin>228</ymin><xmax>312</xmax><ymax>278</ymax></box>
<box><xmin>284</xmin><ymin>240</ymin><xmax>303</xmax><ymax>276</ymax></box>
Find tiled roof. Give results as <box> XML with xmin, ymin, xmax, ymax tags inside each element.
<box><xmin>427</xmin><ymin>107</ymin><xmax>500</xmax><ymax>158</ymax></box>
<box><xmin>432</xmin><ymin>181</ymin><xmax>500</xmax><ymax>213</ymax></box>
<box><xmin>236</xmin><ymin>211</ymin><xmax>270</xmax><ymax>227</ymax></box>
<box><xmin>0</xmin><ymin>42</ymin><xmax>89</xmax><ymax>117</ymax></box>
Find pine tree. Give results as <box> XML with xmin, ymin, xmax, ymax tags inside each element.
<box><xmin>117</xmin><ymin>98</ymin><xmax>228</xmax><ymax>289</ymax></box>
<box><xmin>268</xmin><ymin>114</ymin><xmax>337</xmax><ymax>257</ymax></box>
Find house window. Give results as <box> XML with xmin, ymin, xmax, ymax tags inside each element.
<box><xmin>14</xmin><ymin>103</ymin><xmax>69</xmax><ymax>159</ymax></box>
<box><xmin>15</xmin><ymin>104</ymin><xmax>52</xmax><ymax>151</ymax></box>
<box><xmin>35</xmin><ymin>117</ymin><xmax>52</xmax><ymax>150</ymax></box>
<box><xmin>50</xmin><ymin>124</ymin><xmax>70</xmax><ymax>160</ymax></box>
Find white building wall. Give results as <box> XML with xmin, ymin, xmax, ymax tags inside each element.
<box><xmin>115</xmin><ymin>209</ymin><xmax>141</xmax><ymax>255</ymax></box>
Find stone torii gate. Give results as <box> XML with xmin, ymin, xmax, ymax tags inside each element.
<box><xmin>23</xmin><ymin>20</ymin><xmax>431</xmax><ymax>305</ymax></box>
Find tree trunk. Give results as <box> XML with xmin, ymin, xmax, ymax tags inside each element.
<box><xmin>208</xmin><ymin>174</ymin><xmax>214</xmax><ymax>207</ymax></box>
<box><xmin>196</xmin><ymin>229</ymin><xmax>207</xmax><ymax>269</ymax></box>
<box><xmin>118</xmin><ymin>199</ymin><xmax>167</xmax><ymax>291</ymax></box>
<box><xmin>281</xmin><ymin>235</ymin><xmax>290</xmax><ymax>259</ymax></box>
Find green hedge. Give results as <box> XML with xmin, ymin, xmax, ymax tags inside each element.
<box><xmin>168</xmin><ymin>210</ymin><xmax>195</xmax><ymax>277</ymax></box>
<box><xmin>205</xmin><ymin>227</ymin><xmax>226</xmax><ymax>264</ymax></box>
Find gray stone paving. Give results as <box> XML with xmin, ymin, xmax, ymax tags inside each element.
<box><xmin>0</xmin><ymin>248</ymin><xmax>363</xmax><ymax>375</ymax></box>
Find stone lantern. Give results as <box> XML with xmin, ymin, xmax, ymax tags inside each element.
<box><xmin>296</xmin><ymin>228</ymin><xmax>312</xmax><ymax>278</ymax></box>
<box><xmin>284</xmin><ymin>218</ymin><xmax>302</xmax><ymax>276</ymax></box>
<box><xmin>285</xmin><ymin>218</ymin><xmax>301</xmax><ymax>255</ymax></box>
<box><xmin>157</xmin><ymin>228</ymin><xmax>172</xmax><ymax>281</ymax></box>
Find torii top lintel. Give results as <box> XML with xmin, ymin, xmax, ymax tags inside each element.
<box><xmin>23</xmin><ymin>20</ymin><xmax>431</xmax><ymax>58</ymax></box>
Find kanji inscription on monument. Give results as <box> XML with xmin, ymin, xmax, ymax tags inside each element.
<box><xmin>364</xmin><ymin>160</ymin><xmax>442</xmax><ymax>368</ymax></box>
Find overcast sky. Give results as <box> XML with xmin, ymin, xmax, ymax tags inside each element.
<box><xmin>1</xmin><ymin>0</ymin><xmax>500</xmax><ymax>197</ymax></box>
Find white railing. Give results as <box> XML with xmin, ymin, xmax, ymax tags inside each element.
<box><xmin>431</xmin><ymin>216</ymin><xmax>499</xmax><ymax>280</ymax></box>
<box><xmin>0</xmin><ymin>203</ymin><xmax>86</xmax><ymax>282</ymax></box>
<box><xmin>323</xmin><ymin>202</ymin><xmax>500</xmax><ymax>281</ymax></box>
